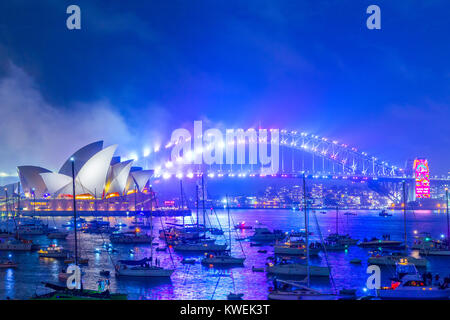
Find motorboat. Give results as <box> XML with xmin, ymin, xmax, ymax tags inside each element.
<box><xmin>377</xmin><ymin>262</ymin><xmax>450</xmax><ymax>300</ymax></box>
<box><xmin>181</xmin><ymin>258</ymin><xmax>196</xmax><ymax>264</ymax></box>
<box><xmin>249</xmin><ymin>227</ymin><xmax>285</xmax><ymax>242</ymax></box>
<box><xmin>234</xmin><ymin>221</ymin><xmax>252</xmax><ymax>230</ymax></box>
<box><xmin>379</xmin><ymin>210</ymin><xmax>392</xmax><ymax>217</ymax></box>
<box><xmin>227</xmin><ymin>293</ymin><xmax>244</xmax><ymax>300</ymax></box>
<box><xmin>0</xmin><ymin>260</ymin><xmax>18</xmax><ymax>268</ymax></box>
<box><xmin>201</xmin><ymin>252</ymin><xmax>245</xmax><ymax>266</ymax></box>
<box><xmin>115</xmin><ymin>258</ymin><xmax>174</xmax><ymax>277</ymax></box>
<box><xmin>38</xmin><ymin>244</ymin><xmax>71</xmax><ymax>259</ymax></box>
<box><xmin>368</xmin><ymin>253</ymin><xmax>427</xmax><ymax>268</ymax></box>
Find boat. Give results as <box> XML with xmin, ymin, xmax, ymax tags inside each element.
<box><xmin>100</xmin><ymin>270</ymin><xmax>110</xmax><ymax>277</ymax></box>
<box><xmin>267</xmin><ymin>175</ymin><xmax>331</xmax><ymax>280</ymax></box>
<box><xmin>377</xmin><ymin>262</ymin><xmax>450</xmax><ymax>300</ymax></box>
<box><xmin>181</xmin><ymin>258</ymin><xmax>196</xmax><ymax>264</ymax></box>
<box><xmin>201</xmin><ymin>197</ymin><xmax>246</xmax><ymax>267</ymax></box>
<box><xmin>249</xmin><ymin>227</ymin><xmax>285</xmax><ymax>242</ymax></box>
<box><xmin>209</xmin><ymin>227</ymin><xmax>224</xmax><ymax>235</ymax></box>
<box><xmin>325</xmin><ymin>233</ymin><xmax>359</xmax><ymax>246</ymax></box>
<box><xmin>155</xmin><ymin>246</ymin><xmax>167</xmax><ymax>252</ymax></box>
<box><xmin>368</xmin><ymin>252</ymin><xmax>427</xmax><ymax>268</ymax></box>
<box><xmin>64</xmin><ymin>257</ymin><xmax>89</xmax><ymax>265</ymax></box>
<box><xmin>234</xmin><ymin>221</ymin><xmax>252</xmax><ymax>230</ymax></box>
<box><xmin>115</xmin><ymin>258</ymin><xmax>174</xmax><ymax>277</ymax></box>
<box><xmin>201</xmin><ymin>252</ymin><xmax>245</xmax><ymax>266</ymax></box>
<box><xmin>358</xmin><ymin>238</ymin><xmax>403</xmax><ymax>248</ymax></box>
<box><xmin>350</xmin><ymin>259</ymin><xmax>362</xmax><ymax>264</ymax></box>
<box><xmin>227</xmin><ymin>293</ymin><xmax>244</xmax><ymax>300</ymax></box>
<box><xmin>33</xmin><ymin>172</ymin><xmax>126</xmax><ymax>300</ymax></box>
<box><xmin>31</xmin><ymin>282</ymin><xmax>127</xmax><ymax>300</ymax></box>
<box><xmin>110</xmin><ymin>231</ymin><xmax>153</xmax><ymax>244</ymax></box>
<box><xmin>266</xmin><ymin>263</ymin><xmax>330</xmax><ymax>277</ymax></box>
<box><xmin>343</xmin><ymin>212</ymin><xmax>357</xmax><ymax>216</ymax></box>
<box><xmin>252</xmin><ymin>266</ymin><xmax>264</xmax><ymax>272</ymax></box>
<box><xmin>47</xmin><ymin>229</ymin><xmax>69</xmax><ymax>239</ymax></box>
<box><xmin>174</xmin><ymin>241</ymin><xmax>227</xmax><ymax>252</ymax></box>
<box><xmin>379</xmin><ymin>210</ymin><xmax>392</xmax><ymax>217</ymax></box>
<box><xmin>0</xmin><ymin>260</ymin><xmax>18</xmax><ymax>268</ymax></box>
<box><xmin>268</xmin><ymin>279</ymin><xmax>336</xmax><ymax>300</ymax></box>
<box><xmin>38</xmin><ymin>244</ymin><xmax>71</xmax><ymax>259</ymax></box>
<box><xmin>257</xmin><ymin>249</ymin><xmax>267</xmax><ymax>253</ymax></box>
<box><xmin>0</xmin><ymin>238</ymin><xmax>33</xmax><ymax>251</ymax></box>
<box><xmin>274</xmin><ymin>241</ymin><xmax>321</xmax><ymax>256</ymax></box>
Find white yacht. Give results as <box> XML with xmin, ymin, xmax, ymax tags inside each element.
<box><xmin>377</xmin><ymin>262</ymin><xmax>450</xmax><ymax>300</ymax></box>
<box><xmin>368</xmin><ymin>253</ymin><xmax>428</xmax><ymax>268</ymax></box>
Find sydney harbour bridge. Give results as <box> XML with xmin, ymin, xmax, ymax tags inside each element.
<box><xmin>148</xmin><ymin>129</ymin><xmax>449</xmax><ymax>203</ymax></box>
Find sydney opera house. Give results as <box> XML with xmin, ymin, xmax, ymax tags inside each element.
<box><xmin>0</xmin><ymin>141</ymin><xmax>159</xmax><ymax>215</ymax></box>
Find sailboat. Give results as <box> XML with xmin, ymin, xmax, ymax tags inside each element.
<box><xmin>115</xmin><ymin>187</ymin><xmax>174</xmax><ymax>278</ymax></box>
<box><xmin>173</xmin><ymin>176</ymin><xmax>227</xmax><ymax>253</ymax></box>
<box><xmin>368</xmin><ymin>182</ymin><xmax>427</xmax><ymax>267</ymax></box>
<box><xmin>201</xmin><ymin>195</ymin><xmax>245</xmax><ymax>266</ymax></box>
<box><xmin>267</xmin><ymin>174</ymin><xmax>330</xmax><ymax>278</ymax></box>
<box><xmin>268</xmin><ymin>279</ymin><xmax>337</xmax><ymax>300</ymax></box>
<box><xmin>32</xmin><ymin>158</ymin><xmax>127</xmax><ymax>300</ymax></box>
<box><xmin>0</xmin><ymin>184</ymin><xmax>34</xmax><ymax>251</ymax></box>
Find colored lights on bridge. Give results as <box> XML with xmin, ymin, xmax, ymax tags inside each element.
<box><xmin>414</xmin><ymin>159</ymin><xmax>431</xmax><ymax>199</ymax></box>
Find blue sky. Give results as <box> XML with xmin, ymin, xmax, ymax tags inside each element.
<box><xmin>0</xmin><ymin>0</ymin><xmax>449</xmax><ymax>177</ymax></box>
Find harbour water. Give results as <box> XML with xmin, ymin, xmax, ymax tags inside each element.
<box><xmin>0</xmin><ymin>209</ymin><xmax>449</xmax><ymax>300</ymax></box>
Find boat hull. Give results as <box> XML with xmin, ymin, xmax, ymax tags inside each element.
<box><xmin>377</xmin><ymin>288</ymin><xmax>450</xmax><ymax>300</ymax></box>
<box><xmin>267</xmin><ymin>264</ymin><xmax>330</xmax><ymax>277</ymax></box>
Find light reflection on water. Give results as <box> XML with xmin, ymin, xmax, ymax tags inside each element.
<box><xmin>0</xmin><ymin>209</ymin><xmax>448</xmax><ymax>299</ymax></box>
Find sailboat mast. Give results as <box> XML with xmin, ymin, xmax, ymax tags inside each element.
<box><xmin>71</xmin><ymin>158</ymin><xmax>78</xmax><ymax>266</ymax></box>
<box><xmin>196</xmin><ymin>185</ymin><xmax>199</xmax><ymax>228</ymax></box>
<box><xmin>202</xmin><ymin>174</ymin><xmax>206</xmax><ymax>227</ymax></box>
<box><xmin>446</xmin><ymin>188</ymin><xmax>449</xmax><ymax>244</ymax></box>
<box><xmin>17</xmin><ymin>182</ymin><xmax>20</xmax><ymax>218</ymax></box>
<box><xmin>180</xmin><ymin>180</ymin><xmax>184</xmax><ymax>227</ymax></box>
<box><xmin>149</xmin><ymin>187</ymin><xmax>153</xmax><ymax>266</ymax></box>
<box><xmin>302</xmin><ymin>174</ymin><xmax>310</xmax><ymax>287</ymax></box>
<box><xmin>402</xmin><ymin>181</ymin><xmax>407</xmax><ymax>255</ymax></box>
<box><xmin>226</xmin><ymin>195</ymin><xmax>231</xmax><ymax>250</ymax></box>
<box><xmin>336</xmin><ymin>206</ymin><xmax>338</xmax><ymax>235</ymax></box>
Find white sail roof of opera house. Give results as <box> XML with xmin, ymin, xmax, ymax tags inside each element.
<box><xmin>40</xmin><ymin>172</ymin><xmax>73</xmax><ymax>195</ymax></box>
<box><xmin>58</xmin><ymin>141</ymin><xmax>104</xmax><ymax>177</ymax></box>
<box><xmin>130</xmin><ymin>170</ymin><xmax>154</xmax><ymax>192</ymax></box>
<box><xmin>39</xmin><ymin>144</ymin><xmax>118</xmax><ymax>196</ymax></box>
<box><xmin>105</xmin><ymin>160</ymin><xmax>134</xmax><ymax>195</ymax></box>
<box><xmin>17</xmin><ymin>165</ymin><xmax>51</xmax><ymax>197</ymax></box>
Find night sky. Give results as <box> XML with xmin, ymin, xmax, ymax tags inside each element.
<box><xmin>0</xmin><ymin>0</ymin><xmax>449</xmax><ymax>181</ymax></box>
